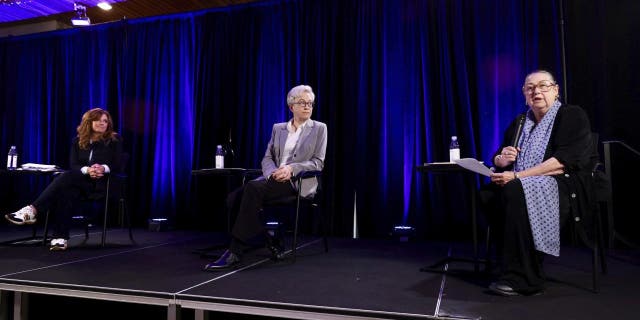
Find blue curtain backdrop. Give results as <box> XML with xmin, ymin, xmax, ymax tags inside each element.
<box><xmin>0</xmin><ymin>0</ymin><xmax>562</xmax><ymax>239</ymax></box>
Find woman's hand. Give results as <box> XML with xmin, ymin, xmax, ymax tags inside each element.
<box><xmin>88</xmin><ymin>164</ymin><xmax>105</xmax><ymax>179</ymax></box>
<box><xmin>490</xmin><ymin>171</ymin><xmax>517</xmax><ymax>187</ymax></box>
<box><xmin>494</xmin><ymin>146</ymin><xmax>519</xmax><ymax>167</ymax></box>
<box><xmin>271</xmin><ymin>165</ymin><xmax>293</xmax><ymax>182</ymax></box>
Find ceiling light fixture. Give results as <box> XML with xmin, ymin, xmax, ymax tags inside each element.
<box><xmin>71</xmin><ymin>2</ymin><xmax>90</xmax><ymax>26</ymax></box>
<box><xmin>97</xmin><ymin>1</ymin><xmax>112</xmax><ymax>11</ymax></box>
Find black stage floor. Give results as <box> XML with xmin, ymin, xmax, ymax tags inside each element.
<box><xmin>1</xmin><ymin>225</ymin><xmax>639</xmax><ymax>320</ymax></box>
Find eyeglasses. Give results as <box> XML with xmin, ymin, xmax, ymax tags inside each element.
<box><xmin>294</xmin><ymin>100</ymin><xmax>314</xmax><ymax>108</ymax></box>
<box><xmin>522</xmin><ymin>81</ymin><xmax>557</xmax><ymax>94</ymax></box>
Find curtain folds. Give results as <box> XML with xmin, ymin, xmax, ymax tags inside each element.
<box><xmin>0</xmin><ymin>0</ymin><xmax>561</xmax><ymax>238</ymax></box>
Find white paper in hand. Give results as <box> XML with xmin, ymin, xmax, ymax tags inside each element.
<box><xmin>453</xmin><ymin>158</ymin><xmax>493</xmax><ymax>177</ymax></box>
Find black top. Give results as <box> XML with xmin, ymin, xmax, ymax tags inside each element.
<box><xmin>69</xmin><ymin>135</ymin><xmax>124</xmax><ymax>174</ymax></box>
<box><xmin>495</xmin><ymin>104</ymin><xmax>596</xmax><ymax>232</ymax></box>
<box><xmin>495</xmin><ymin>104</ymin><xmax>595</xmax><ymax>173</ymax></box>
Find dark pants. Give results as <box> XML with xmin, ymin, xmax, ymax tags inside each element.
<box><xmin>226</xmin><ymin>178</ymin><xmax>295</xmax><ymax>255</ymax></box>
<box><xmin>32</xmin><ymin>170</ymin><xmax>103</xmax><ymax>240</ymax></box>
<box><xmin>479</xmin><ymin>179</ymin><xmax>570</xmax><ymax>294</ymax></box>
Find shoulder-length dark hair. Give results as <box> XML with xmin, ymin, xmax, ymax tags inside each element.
<box><xmin>76</xmin><ymin>108</ymin><xmax>118</xmax><ymax>150</ymax></box>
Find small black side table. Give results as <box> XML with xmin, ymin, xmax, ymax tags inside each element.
<box><xmin>191</xmin><ymin>168</ymin><xmax>262</xmax><ymax>257</ymax></box>
<box><xmin>415</xmin><ymin>162</ymin><xmax>490</xmax><ymax>274</ymax></box>
<box><xmin>0</xmin><ymin>168</ymin><xmax>63</xmax><ymax>246</ymax></box>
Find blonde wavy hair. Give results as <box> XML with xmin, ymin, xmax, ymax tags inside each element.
<box><xmin>76</xmin><ymin>108</ymin><xmax>118</xmax><ymax>150</ymax></box>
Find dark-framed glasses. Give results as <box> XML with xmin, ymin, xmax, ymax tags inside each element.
<box><xmin>522</xmin><ymin>81</ymin><xmax>557</xmax><ymax>94</ymax></box>
<box><xmin>294</xmin><ymin>100</ymin><xmax>314</xmax><ymax>108</ymax></box>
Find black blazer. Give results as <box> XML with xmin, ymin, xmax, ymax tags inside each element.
<box><xmin>495</xmin><ymin>104</ymin><xmax>596</xmax><ymax>232</ymax></box>
<box><xmin>69</xmin><ymin>135</ymin><xmax>124</xmax><ymax>174</ymax></box>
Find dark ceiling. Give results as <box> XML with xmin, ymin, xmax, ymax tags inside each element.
<box><xmin>0</xmin><ymin>0</ymin><xmax>262</xmax><ymax>28</ymax></box>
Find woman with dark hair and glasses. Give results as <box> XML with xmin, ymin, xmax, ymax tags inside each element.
<box><xmin>204</xmin><ymin>84</ymin><xmax>327</xmax><ymax>270</ymax></box>
<box><xmin>481</xmin><ymin>70</ymin><xmax>595</xmax><ymax>296</ymax></box>
<box><xmin>4</xmin><ymin>108</ymin><xmax>123</xmax><ymax>251</ymax></box>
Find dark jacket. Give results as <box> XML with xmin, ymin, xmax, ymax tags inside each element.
<box><xmin>69</xmin><ymin>135</ymin><xmax>124</xmax><ymax>174</ymax></box>
<box><xmin>494</xmin><ymin>104</ymin><xmax>596</xmax><ymax>234</ymax></box>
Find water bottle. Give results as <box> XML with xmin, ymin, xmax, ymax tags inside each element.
<box><xmin>215</xmin><ymin>145</ymin><xmax>225</xmax><ymax>169</ymax></box>
<box><xmin>449</xmin><ymin>136</ymin><xmax>460</xmax><ymax>162</ymax></box>
<box><xmin>6</xmin><ymin>145</ymin><xmax>18</xmax><ymax>170</ymax></box>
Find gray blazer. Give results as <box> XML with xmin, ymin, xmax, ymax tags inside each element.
<box><xmin>261</xmin><ymin>119</ymin><xmax>327</xmax><ymax>197</ymax></box>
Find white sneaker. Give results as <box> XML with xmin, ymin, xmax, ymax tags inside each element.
<box><xmin>50</xmin><ymin>238</ymin><xmax>68</xmax><ymax>251</ymax></box>
<box><xmin>5</xmin><ymin>206</ymin><xmax>37</xmax><ymax>225</ymax></box>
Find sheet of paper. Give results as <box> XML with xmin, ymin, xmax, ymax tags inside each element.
<box><xmin>453</xmin><ymin>158</ymin><xmax>493</xmax><ymax>177</ymax></box>
<box><xmin>20</xmin><ymin>163</ymin><xmax>59</xmax><ymax>172</ymax></box>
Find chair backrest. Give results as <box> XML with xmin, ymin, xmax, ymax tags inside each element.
<box><xmin>76</xmin><ymin>152</ymin><xmax>134</xmax><ymax>247</ymax></box>
<box><xmin>313</xmin><ymin>174</ymin><xmax>323</xmax><ymax>200</ymax></box>
<box><xmin>590</xmin><ymin>133</ymin><xmax>611</xmax><ymax>202</ymax></box>
<box><xmin>119</xmin><ymin>152</ymin><xmax>130</xmax><ymax>174</ymax></box>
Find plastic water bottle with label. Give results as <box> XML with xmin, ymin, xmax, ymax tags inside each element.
<box><xmin>449</xmin><ymin>136</ymin><xmax>460</xmax><ymax>162</ymax></box>
<box><xmin>215</xmin><ymin>145</ymin><xmax>225</xmax><ymax>169</ymax></box>
<box><xmin>6</xmin><ymin>145</ymin><xmax>18</xmax><ymax>170</ymax></box>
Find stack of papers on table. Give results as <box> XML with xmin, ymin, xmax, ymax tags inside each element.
<box><xmin>20</xmin><ymin>163</ymin><xmax>60</xmax><ymax>172</ymax></box>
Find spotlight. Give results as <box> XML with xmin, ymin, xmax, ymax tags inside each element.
<box><xmin>392</xmin><ymin>225</ymin><xmax>416</xmax><ymax>242</ymax></box>
<box><xmin>71</xmin><ymin>2</ymin><xmax>90</xmax><ymax>26</ymax></box>
<box><xmin>148</xmin><ymin>218</ymin><xmax>171</xmax><ymax>232</ymax></box>
<box><xmin>265</xmin><ymin>220</ymin><xmax>282</xmax><ymax>237</ymax></box>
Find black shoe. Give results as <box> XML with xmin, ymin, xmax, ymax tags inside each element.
<box><xmin>203</xmin><ymin>250</ymin><xmax>241</xmax><ymax>271</ymax></box>
<box><xmin>266</xmin><ymin>235</ymin><xmax>285</xmax><ymax>260</ymax></box>
<box><xmin>488</xmin><ymin>282</ymin><xmax>520</xmax><ymax>296</ymax></box>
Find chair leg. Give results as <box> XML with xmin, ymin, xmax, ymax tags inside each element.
<box><xmin>101</xmin><ymin>202</ymin><xmax>108</xmax><ymax>247</ymax></box>
<box><xmin>599</xmin><ymin>239</ymin><xmax>607</xmax><ymax>275</ymax></box>
<box><xmin>42</xmin><ymin>210</ymin><xmax>51</xmax><ymax>246</ymax></box>
<box><xmin>592</xmin><ymin>241</ymin><xmax>600</xmax><ymax>293</ymax></box>
<box><xmin>485</xmin><ymin>225</ymin><xmax>493</xmax><ymax>273</ymax></box>
<box><xmin>291</xmin><ymin>188</ymin><xmax>301</xmax><ymax>262</ymax></box>
<box><xmin>596</xmin><ymin>207</ymin><xmax>607</xmax><ymax>275</ymax></box>
<box><xmin>318</xmin><ymin>205</ymin><xmax>328</xmax><ymax>253</ymax></box>
<box><xmin>292</xmin><ymin>192</ymin><xmax>302</xmax><ymax>262</ymax></box>
<box><xmin>118</xmin><ymin>198</ymin><xmax>124</xmax><ymax>228</ymax></box>
<box><xmin>313</xmin><ymin>203</ymin><xmax>329</xmax><ymax>253</ymax></box>
<box><xmin>592</xmin><ymin>207</ymin><xmax>607</xmax><ymax>293</ymax></box>
<box><xmin>121</xmin><ymin>198</ymin><xmax>135</xmax><ymax>244</ymax></box>
<box><xmin>101</xmin><ymin>177</ymin><xmax>110</xmax><ymax>247</ymax></box>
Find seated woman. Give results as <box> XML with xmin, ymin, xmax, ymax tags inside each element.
<box><xmin>4</xmin><ymin>107</ymin><xmax>123</xmax><ymax>251</ymax></box>
<box><xmin>204</xmin><ymin>84</ymin><xmax>327</xmax><ymax>270</ymax></box>
<box><xmin>481</xmin><ymin>70</ymin><xmax>595</xmax><ymax>296</ymax></box>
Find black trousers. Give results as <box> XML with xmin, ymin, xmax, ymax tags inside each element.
<box><xmin>479</xmin><ymin>179</ymin><xmax>569</xmax><ymax>294</ymax></box>
<box><xmin>32</xmin><ymin>170</ymin><xmax>103</xmax><ymax>239</ymax></box>
<box><xmin>226</xmin><ymin>178</ymin><xmax>295</xmax><ymax>255</ymax></box>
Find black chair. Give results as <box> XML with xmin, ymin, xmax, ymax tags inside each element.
<box><xmin>537</xmin><ymin>132</ymin><xmax>608</xmax><ymax>292</ymax></box>
<box><xmin>569</xmin><ymin>133</ymin><xmax>609</xmax><ymax>292</ymax></box>
<box><xmin>261</xmin><ymin>170</ymin><xmax>328</xmax><ymax>261</ymax></box>
<box><xmin>42</xmin><ymin>153</ymin><xmax>134</xmax><ymax>247</ymax></box>
<box><xmin>482</xmin><ymin>133</ymin><xmax>609</xmax><ymax>293</ymax></box>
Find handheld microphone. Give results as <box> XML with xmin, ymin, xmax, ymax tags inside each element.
<box><xmin>511</xmin><ymin>114</ymin><xmax>526</xmax><ymax>147</ymax></box>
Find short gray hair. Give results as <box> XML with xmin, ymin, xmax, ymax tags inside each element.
<box><xmin>287</xmin><ymin>85</ymin><xmax>315</xmax><ymax>106</ymax></box>
<box><xmin>524</xmin><ymin>69</ymin><xmax>556</xmax><ymax>84</ymax></box>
